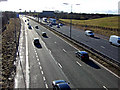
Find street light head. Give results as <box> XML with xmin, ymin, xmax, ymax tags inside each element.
<box><xmin>76</xmin><ymin>4</ymin><xmax>80</xmax><ymax>5</ymax></box>
<box><xmin>63</xmin><ymin>3</ymin><xmax>69</xmax><ymax>5</ymax></box>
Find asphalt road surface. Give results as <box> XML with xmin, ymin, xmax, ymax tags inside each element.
<box><xmin>31</xmin><ymin>16</ymin><xmax>119</xmax><ymax>62</ymax></box>
<box><xmin>15</xmin><ymin>15</ymin><xmax>120</xmax><ymax>89</ymax></box>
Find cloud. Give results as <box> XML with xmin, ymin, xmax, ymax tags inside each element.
<box><xmin>0</xmin><ymin>0</ymin><xmax>7</xmax><ymax>2</ymax></box>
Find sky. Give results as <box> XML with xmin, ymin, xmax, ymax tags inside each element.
<box><xmin>0</xmin><ymin>0</ymin><xmax>120</xmax><ymax>14</ymax></box>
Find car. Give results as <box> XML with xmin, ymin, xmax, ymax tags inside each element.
<box><xmin>109</xmin><ymin>35</ymin><xmax>120</xmax><ymax>46</ymax></box>
<box><xmin>35</xmin><ymin>25</ymin><xmax>39</xmax><ymax>29</ymax></box>
<box><xmin>57</xmin><ymin>25</ymin><xmax>60</xmax><ymax>28</ymax></box>
<box><xmin>27</xmin><ymin>19</ymin><xmax>29</xmax><ymax>21</ymax></box>
<box><xmin>27</xmin><ymin>23</ymin><xmax>29</xmax><ymax>25</ymax></box>
<box><xmin>85</xmin><ymin>30</ymin><xmax>94</xmax><ymax>37</ymax></box>
<box><xmin>59</xmin><ymin>23</ymin><xmax>63</xmax><ymax>26</ymax></box>
<box><xmin>33</xmin><ymin>38</ymin><xmax>40</xmax><ymax>45</ymax></box>
<box><xmin>75</xmin><ymin>51</ymin><xmax>89</xmax><ymax>60</ymax></box>
<box><xmin>52</xmin><ymin>80</ymin><xmax>71</xmax><ymax>90</ymax></box>
<box><xmin>28</xmin><ymin>25</ymin><xmax>32</xmax><ymax>29</ymax></box>
<box><xmin>49</xmin><ymin>23</ymin><xmax>52</xmax><ymax>27</ymax></box>
<box><xmin>42</xmin><ymin>32</ymin><xmax>47</xmax><ymax>37</ymax></box>
<box><xmin>25</xmin><ymin>20</ymin><xmax>26</xmax><ymax>22</ymax></box>
<box><xmin>33</xmin><ymin>38</ymin><xmax>42</xmax><ymax>48</ymax></box>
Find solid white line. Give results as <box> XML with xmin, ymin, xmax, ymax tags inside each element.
<box><xmin>58</xmin><ymin>63</ymin><xmax>62</xmax><ymax>68</ymax></box>
<box><xmin>76</xmin><ymin>61</ymin><xmax>82</xmax><ymax>67</ymax></box>
<box><xmin>25</xmin><ymin>24</ymin><xmax>29</xmax><ymax>88</ymax></box>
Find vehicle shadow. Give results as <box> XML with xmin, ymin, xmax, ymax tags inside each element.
<box><xmin>82</xmin><ymin>59</ymin><xmax>101</xmax><ymax>69</ymax></box>
<box><xmin>43</xmin><ymin>35</ymin><xmax>48</xmax><ymax>38</ymax></box>
<box><xmin>34</xmin><ymin>43</ymin><xmax>42</xmax><ymax>48</ymax></box>
<box><xmin>91</xmin><ymin>36</ymin><xmax>100</xmax><ymax>39</ymax></box>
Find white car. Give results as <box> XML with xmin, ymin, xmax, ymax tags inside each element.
<box><xmin>85</xmin><ymin>30</ymin><xmax>94</xmax><ymax>37</ymax></box>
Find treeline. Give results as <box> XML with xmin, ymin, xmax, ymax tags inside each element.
<box><xmin>55</xmin><ymin>12</ymin><xmax>118</xmax><ymax>20</ymax></box>
<box><xmin>2</xmin><ymin>11</ymin><xmax>17</xmax><ymax>31</ymax></box>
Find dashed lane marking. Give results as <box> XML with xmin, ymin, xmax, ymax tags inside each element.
<box><xmin>76</xmin><ymin>61</ymin><xmax>82</xmax><ymax>67</ymax></box>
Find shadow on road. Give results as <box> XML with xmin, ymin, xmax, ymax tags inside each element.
<box><xmin>83</xmin><ymin>59</ymin><xmax>101</xmax><ymax>69</ymax></box>
<box><xmin>91</xmin><ymin>36</ymin><xmax>100</xmax><ymax>39</ymax></box>
<box><xmin>43</xmin><ymin>35</ymin><xmax>48</xmax><ymax>38</ymax></box>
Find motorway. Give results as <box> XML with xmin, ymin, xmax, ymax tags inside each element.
<box><xmin>14</xmin><ymin>15</ymin><xmax>119</xmax><ymax>89</ymax></box>
<box><xmin>31</xmin><ymin>16</ymin><xmax>119</xmax><ymax>62</ymax></box>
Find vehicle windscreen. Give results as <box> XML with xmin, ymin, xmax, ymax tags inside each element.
<box><xmin>118</xmin><ymin>38</ymin><xmax>120</xmax><ymax>44</ymax></box>
<box><xmin>88</xmin><ymin>32</ymin><xmax>93</xmax><ymax>34</ymax></box>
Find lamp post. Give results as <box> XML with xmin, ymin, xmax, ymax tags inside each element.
<box><xmin>63</xmin><ymin>3</ymin><xmax>80</xmax><ymax>38</ymax></box>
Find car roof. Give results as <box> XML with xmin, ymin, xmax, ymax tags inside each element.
<box><xmin>53</xmin><ymin>80</ymin><xmax>66</xmax><ymax>85</ymax></box>
<box><xmin>34</xmin><ymin>38</ymin><xmax>39</xmax><ymax>40</ymax></box>
<box><xmin>85</xmin><ymin>30</ymin><xmax>92</xmax><ymax>32</ymax></box>
<box><xmin>78</xmin><ymin>51</ymin><xmax>88</xmax><ymax>54</ymax></box>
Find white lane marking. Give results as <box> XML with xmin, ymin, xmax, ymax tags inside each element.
<box><xmin>40</xmin><ymin>66</ymin><xmax>42</xmax><ymax>70</ymax></box>
<box><xmin>101</xmin><ymin>46</ymin><xmax>105</xmax><ymax>48</ymax></box>
<box><xmin>54</xmin><ymin>42</ymin><xmax>57</xmax><ymax>44</ymax></box>
<box><xmin>58</xmin><ymin>63</ymin><xmax>62</xmax><ymax>68</ymax></box>
<box><xmin>36</xmin><ymin>55</ymin><xmax>38</xmax><ymax>58</ymax></box>
<box><xmin>25</xmin><ymin>24</ymin><xmax>29</xmax><ymax>88</ymax></box>
<box><xmin>76</xmin><ymin>61</ymin><xmax>82</xmax><ymax>67</ymax></box>
<box><xmin>45</xmin><ymin>83</ymin><xmax>48</xmax><ymax>88</ymax></box>
<box><xmin>90</xmin><ymin>57</ymin><xmax>120</xmax><ymax>79</ymax></box>
<box><xmin>34</xmin><ymin>50</ymin><xmax>36</xmax><ymax>53</ymax></box>
<box><xmin>38</xmin><ymin>62</ymin><xmax>41</xmax><ymax>65</ymax></box>
<box><xmin>63</xmin><ymin>49</ymin><xmax>67</xmax><ymax>53</ymax></box>
<box><xmin>41</xmin><ymin>71</ymin><xmax>44</xmax><ymax>75</ymax></box>
<box><xmin>103</xmin><ymin>86</ymin><xmax>108</xmax><ymax>90</ymax></box>
<box><xmin>43</xmin><ymin>76</ymin><xmax>46</xmax><ymax>81</ymax></box>
<box><xmin>37</xmin><ymin>58</ymin><xmax>39</xmax><ymax>61</ymax></box>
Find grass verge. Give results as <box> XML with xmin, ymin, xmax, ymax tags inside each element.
<box><xmin>1</xmin><ymin>18</ymin><xmax>21</xmax><ymax>88</ymax></box>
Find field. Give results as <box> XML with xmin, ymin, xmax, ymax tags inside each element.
<box><xmin>60</xmin><ymin>16</ymin><xmax>119</xmax><ymax>37</ymax></box>
<box><xmin>1</xmin><ymin>18</ymin><xmax>20</xmax><ymax>88</ymax></box>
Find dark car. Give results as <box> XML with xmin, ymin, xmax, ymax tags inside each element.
<box><xmin>42</xmin><ymin>32</ymin><xmax>47</xmax><ymax>37</ymax></box>
<box><xmin>25</xmin><ymin>20</ymin><xmax>26</xmax><ymax>22</ymax></box>
<box><xmin>52</xmin><ymin>80</ymin><xmax>71</xmax><ymax>90</ymax></box>
<box><xmin>27</xmin><ymin>23</ymin><xmax>29</xmax><ymax>25</ymax></box>
<box><xmin>33</xmin><ymin>38</ymin><xmax>42</xmax><ymax>48</ymax></box>
<box><xmin>57</xmin><ymin>25</ymin><xmax>60</xmax><ymax>28</ymax></box>
<box><xmin>75</xmin><ymin>51</ymin><xmax>89</xmax><ymax>60</ymax></box>
<box><xmin>27</xmin><ymin>19</ymin><xmax>29</xmax><ymax>21</ymax></box>
<box><xmin>28</xmin><ymin>25</ymin><xmax>32</xmax><ymax>29</ymax></box>
<box><xmin>35</xmin><ymin>25</ymin><xmax>39</xmax><ymax>29</ymax></box>
<box><xmin>34</xmin><ymin>38</ymin><xmax>39</xmax><ymax>45</ymax></box>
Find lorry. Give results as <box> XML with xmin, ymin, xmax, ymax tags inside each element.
<box><xmin>49</xmin><ymin>18</ymin><xmax>57</xmax><ymax>25</ymax></box>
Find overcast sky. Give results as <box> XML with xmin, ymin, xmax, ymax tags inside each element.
<box><xmin>0</xmin><ymin>0</ymin><xmax>119</xmax><ymax>14</ymax></box>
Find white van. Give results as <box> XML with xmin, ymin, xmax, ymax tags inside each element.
<box><xmin>109</xmin><ymin>35</ymin><xmax>120</xmax><ymax>46</ymax></box>
<box><xmin>85</xmin><ymin>30</ymin><xmax>94</xmax><ymax>37</ymax></box>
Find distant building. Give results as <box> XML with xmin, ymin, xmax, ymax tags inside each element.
<box><xmin>39</xmin><ymin>11</ymin><xmax>56</xmax><ymax>18</ymax></box>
